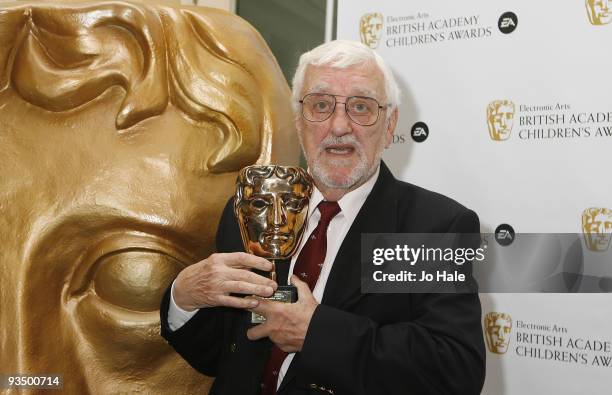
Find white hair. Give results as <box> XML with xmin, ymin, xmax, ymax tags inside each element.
<box><xmin>291</xmin><ymin>40</ymin><xmax>401</xmax><ymax>117</ymax></box>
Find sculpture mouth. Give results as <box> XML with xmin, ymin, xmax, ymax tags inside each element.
<box><xmin>261</xmin><ymin>232</ymin><xmax>293</xmax><ymax>246</ymax></box>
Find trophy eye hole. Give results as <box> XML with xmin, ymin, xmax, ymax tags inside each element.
<box><xmin>284</xmin><ymin>197</ymin><xmax>305</xmax><ymax>211</ymax></box>
<box><xmin>250</xmin><ymin>198</ymin><xmax>268</xmax><ymax>210</ymax></box>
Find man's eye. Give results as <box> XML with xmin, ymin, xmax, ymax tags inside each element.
<box><xmin>250</xmin><ymin>198</ymin><xmax>268</xmax><ymax>210</ymax></box>
<box><xmin>313</xmin><ymin>101</ymin><xmax>332</xmax><ymax>112</ymax></box>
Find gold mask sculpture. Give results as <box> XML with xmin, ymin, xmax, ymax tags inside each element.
<box><xmin>483</xmin><ymin>312</ymin><xmax>513</xmax><ymax>355</ymax></box>
<box><xmin>487</xmin><ymin>100</ymin><xmax>515</xmax><ymax>141</ymax></box>
<box><xmin>582</xmin><ymin>207</ymin><xmax>612</xmax><ymax>252</ymax></box>
<box><xmin>359</xmin><ymin>12</ymin><xmax>384</xmax><ymax>49</ymax></box>
<box><xmin>234</xmin><ymin>166</ymin><xmax>313</xmax><ymax>262</ymax></box>
<box><xmin>0</xmin><ymin>1</ymin><xmax>298</xmax><ymax>393</ymax></box>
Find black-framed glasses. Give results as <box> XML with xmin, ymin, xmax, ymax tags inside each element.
<box><xmin>299</xmin><ymin>93</ymin><xmax>387</xmax><ymax>126</ymax></box>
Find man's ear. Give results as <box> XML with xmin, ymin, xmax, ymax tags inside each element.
<box><xmin>384</xmin><ymin>108</ymin><xmax>399</xmax><ymax>148</ymax></box>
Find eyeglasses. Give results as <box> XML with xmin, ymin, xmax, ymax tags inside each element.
<box><xmin>299</xmin><ymin>93</ymin><xmax>387</xmax><ymax>126</ymax></box>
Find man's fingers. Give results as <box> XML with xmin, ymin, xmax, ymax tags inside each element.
<box><xmin>224</xmin><ymin>280</ymin><xmax>274</xmax><ymax>297</ymax></box>
<box><xmin>216</xmin><ymin>295</ymin><xmax>259</xmax><ymax>309</ymax></box>
<box><xmin>246</xmin><ymin>322</ymin><xmax>270</xmax><ymax>340</ymax></box>
<box><xmin>224</xmin><ymin>252</ymin><xmax>273</xmax><ymax>271</ymax></box>
<box><xmin>291</xmin><ymin>274</ymin><xmax>313</xmax><ymax>301</ymax></box>
<box><xmin>229</xmin><ymin>268</ymin><xmax>277</xmax><ymax>289</ymax></box>
<box><xmin>249</xmin><ymin>298</ymin><xmax>274</xmax><ymax>315</ymax></box>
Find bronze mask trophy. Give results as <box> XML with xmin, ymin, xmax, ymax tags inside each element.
<box><xmin>234</xmin><ymin>165</ymin><xmax>313</xmax><ymax>323</ymax></box>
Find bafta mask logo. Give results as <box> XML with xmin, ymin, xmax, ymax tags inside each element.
<box><xmin>487</xmin><ymin>100</ymin><xmax>516</xmax><ymax>141</ymax></box>
<box><xmin>484</xmin><ymin>312</ymin><xmax>513</xmax><ymax>354</ymax></box>
<box><xmin>586</xmin><ymin>0</ymin><xmax>612</xmax><ymax>25</ymax></box>
<box><xmin>235</xmin><ymin>166</ymin><xmax>313</xmax><ymax>259</ymax></box>
<box><xmin>360</xmin><ymin>12</ymin><xmax>384</xmax><ymax>49</ymax></box>
<box><xmin>582</xmin><ymin>208</ymin><xmax>612</xmax><ymax>251</ymax></box>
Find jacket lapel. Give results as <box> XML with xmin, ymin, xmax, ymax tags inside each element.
<box><xmin>321</xmin><ymin>161</ymin><xmax>398</xmax><ymax>308</ymax></box>
<box><xmin>278</xmin><ymin>162</ymin><xmax>399</xmax><ymax>393</ymax></box>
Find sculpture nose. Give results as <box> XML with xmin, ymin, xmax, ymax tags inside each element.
<box><xmin>270</xmin><ymin>196</ymin><xmax>287</xmax><ymax>227</ymax></box>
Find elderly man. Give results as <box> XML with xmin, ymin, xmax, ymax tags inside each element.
<box><xmin>161</xmin><ymin>40</ymin><xmax>485</xmax><ymax>394</ymax></box>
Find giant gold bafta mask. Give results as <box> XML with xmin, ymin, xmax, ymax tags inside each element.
<box><xmin>234</xmin><ymin>166</ymin><xmax>313</xmax><ymax>260</ymax></box>
<box><xmin>487</xmin><ymin>100</ymin><xmax>515</xmax><ymax>141</ymax></box>
<box><xmin>0</xmin><ymin>1</ymin><xmax>299</xmax><ymax>393</ymax></box>
<box><xmin>359</xmin><ymin>12</ymin><xmax>383</xmax><ymax>49</ymax></box>
<box><xmin>586</xmin><ymin>0</ymin><xmax>612</xmax><ymax>25</ymax></box>
<box><xmin>582</xmin><ymin>208</ymin><xmax>612</xmax><ymax>251</ymax></box>
<box><xmin>484</xmin><ymin>312</ymin><xmax>512</xmax><ymax>355</ymax></box>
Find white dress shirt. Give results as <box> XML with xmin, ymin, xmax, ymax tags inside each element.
<box><xmin>167</xmin><ymin>166</ymin><xmax>380</xmax><ymax>389</ymax></box>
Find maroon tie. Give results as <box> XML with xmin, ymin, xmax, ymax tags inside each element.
<box><xmin>260</xmin><ymin>201</ymin><xmax>341</xmax><ymax>395</ymax></box>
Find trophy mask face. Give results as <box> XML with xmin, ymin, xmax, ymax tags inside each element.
<box><xmin>582</xmin><ymin>208</ymin><xmax>612</xmax><ymax>251</ymax></box>
<box><xmin>235</xmin><ymin>166</ymin><xmax>313</xmax><ymax>259</ymax></box>
<box><xmin>487</xmin><ymin>101</ymin><xmax>515</xmax><ymax>141</ymax></box>
<box><xmin>360</xmin><ymin>13</ymin><xmax>384</xmax><ymax>49</ymax></box>
<box><xmin>0</xmin><ymin>2</ymin><xmax>298</xmax><ymax>393</ymax></box>
<box><xmin>484</xmin><ymin>313</ymin><xmax>512</xmax><ymax>354</ymax></box>
<box><xmin>586</xmin><ymin>0</ymin><xmax>612</xmax><ymax>25</ymax></box>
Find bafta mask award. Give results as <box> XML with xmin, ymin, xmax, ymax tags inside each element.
<box><xmin>234</xmin><ymin>165</ymin><xmax>313</xmax><ymax>323</ymax></box>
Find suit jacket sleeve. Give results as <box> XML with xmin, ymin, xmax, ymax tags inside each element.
<box><xmin>159</xmin><ymin>199</ymin><xmax>237</xmax><ymax>376</ymax></box>
<box><xmin>297</xmin><ymin>208</ymin><xmax>485</xmax><ymax>394</ymax></box>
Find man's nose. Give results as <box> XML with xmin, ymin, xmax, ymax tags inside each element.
<box><xmin>329</xmin><ymin>103</ymin><xmax>353</xmax><ymax>136</ymax></box>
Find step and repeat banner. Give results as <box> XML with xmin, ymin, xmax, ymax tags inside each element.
<box><xmin>338</xmin><ymin>1</ymin><xmax>612</xmax><ymax>394</ymax></box>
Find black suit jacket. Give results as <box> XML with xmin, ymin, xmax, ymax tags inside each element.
<box><xmin>160</xmin><ymin>162</ymin><xmax>486</xmax><ymax>394</ymax></box>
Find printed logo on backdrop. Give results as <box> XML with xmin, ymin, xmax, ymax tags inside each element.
<box><xmin>484</xmin><ymin>312</ymin><xmax>612</xmax><ymax>368</ymax></box>
<box><xmin>494</xmin><ymin>224</ymin><xmax>515</xmax><ymax>246</ymax></box>
<box><xmin>487</xmin><ymin>100</ymin><xmax>515</xmax><ymax>141</ymax></box>
<box><xmin>359</xmin><ymin>13</ymin><xmax>384</xmax><ymax>48</ymax></box>
<box><xmin>364</xmin><ymin>11</ymin><xmax>501</xmax><ymax>49</ymax></box>
<box><xmin>485</xmin><ymin>101</ymin><xmax>612</xmax><ymax>141</ymax></box>
<box><xmin>484</xmin><ymin>312</ymin><xmax>513</xmax><ymax>354</ymax></box>
<box><xmin>582</xmin><ymin>208</ymin><xmax>612</xmax><ymax>251</ymax></box>
<box><xmin>410</xmin><ymin>122</ymin><xmax>429</xmax><ymax>142</ymax></box>
<box><xmin>586</xmin><ymin>0</ymin><xmax>612</xmax><ymax>25</ymax></box>
<box><xmin>498</xmin><ymin>11</ymin><xmax>518</xmax><ymax>34</ymax></box>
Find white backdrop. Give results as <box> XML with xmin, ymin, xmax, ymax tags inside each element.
<box><xmin>338</xmin><ymin>1</ymin><xmax>612</xmax><ymax>394</ymax></box>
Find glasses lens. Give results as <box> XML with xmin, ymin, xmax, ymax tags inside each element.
<box><xmin>302</xmin><ymin>94</ymin><xmax>335</xmax><ymax>122</ymax></box>
<box><xmin>346</xmin><ymin>97</ymin><xmax>379</xmax><ymax>125</ymax></box>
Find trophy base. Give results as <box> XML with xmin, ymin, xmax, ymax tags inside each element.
<box><xmin>251</xmin><ymin>285</ymin><xmax>298</xmax><ymax>324</ymax></box>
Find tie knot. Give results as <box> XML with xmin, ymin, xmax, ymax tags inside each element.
<box><xmin>317</xmin><ymin>201</ymin><xmax>341</xmax><ymax>223</ymax></box>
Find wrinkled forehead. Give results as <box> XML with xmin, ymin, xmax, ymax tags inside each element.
<box><xmin>304</xmin><ymin>63</ymin><xmax>385</xmax><ymax>99</ymax></box>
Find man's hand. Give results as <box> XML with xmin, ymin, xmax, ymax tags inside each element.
<box><xmin>246</xmin><ymin>275</ymin><xmax>318</xmax><ymax>353</ymax></box>
<box><xmin>173</xmin><ymin>252</ymin><xmax>277</xmax><ymax>311</ymax></box>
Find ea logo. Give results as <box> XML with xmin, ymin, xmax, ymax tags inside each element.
<box><xmin>494</xmin><ymin>224</ymin><xmax>515</xmax><ymax>246</ymax></box>
<box><xmin>498</xmin><ymin>12</ymin><xmax>518</xmax><ymax>34</ymax></box>
<box><xmin>410</xmin><ymin>122</ymin><xmax>429</xmax><ymax>143</ymax></box>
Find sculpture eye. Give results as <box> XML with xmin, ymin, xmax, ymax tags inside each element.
<box><xmin>249</xmin><ymin>198</ymin><xmax>268</xmax><ymax>210</ymax></box>
<box><xmin>284</xmin><ymin>197</ymin><xmax>305</xmax><ymax>211</ymax></box>
<box><xmin>93</xmin><ymin>250</ymin><xmax>183</xmax><ymax>312</ymax></box>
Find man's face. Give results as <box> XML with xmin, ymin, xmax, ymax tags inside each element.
<box><xmin>582</xmin><ymin>208</ymin><xmax>612</xmax><ymax>251</ymax></box>
<box><xmin>487</xmin><ymin>101</ymin><xmax>515</xmax><ymax>141</ymax></box>
<box><xmin>236</xmin><ymin>170</ymin><xmax>310</xmax><ymax>259</ymax></box>
<box><xmin>586</xmin><ymin>0</ymin><xmax>612</xmax><ymax>25</ymax></box>
<box><xmin>296</xmin><ymin>63</ymin><xmax>397</xmax><ymax>191</ymax></box>
<box><xmin>360</xmin><ymin>14</ymin><xmax>384</xmax><ymax>49</ymax></box>
<box><xmin>486</xmin><ymin>317</ymin><xmax>512</xmax><ymax>354</ymax></box>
